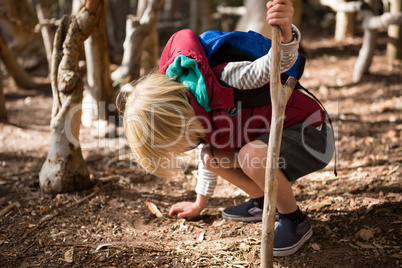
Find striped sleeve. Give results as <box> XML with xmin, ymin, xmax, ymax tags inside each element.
<box><xmin>195</xmin><ymin>161</ymin><xmax>218</xmax><ymax>197</ymax></box>
<box><xmin>221</xmin><ymin>25</ymin><xmax>301</xmax><ymax>89</ymax></box>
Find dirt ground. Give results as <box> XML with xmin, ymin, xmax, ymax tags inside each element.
<box><xmin>1</xmin><ymin>28</ymin><xmax>401</xmax><ymax>267</ymax></box>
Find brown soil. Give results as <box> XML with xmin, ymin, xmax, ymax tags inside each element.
<box><xmin>0</xmin><ymin>32</ymin><xmax>401</xmax><ymax>267</ymax></box>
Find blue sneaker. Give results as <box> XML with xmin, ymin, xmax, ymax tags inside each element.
<box><xmin>222</xmin><ymin>199</ymin><xmax>263</xmax><ymax>222</ymax></box>
<box><xmin>273</xmin><ymin>216</ymin><xmax>313</xmax><ymax>257</ymax></box>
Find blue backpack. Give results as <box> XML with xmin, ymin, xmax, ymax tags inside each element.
<box><xmin>197</xmin><ymin>30</ymin><xmax>306</xmax><ymax>108</ymax></box>
<box><xmin>199</xmin><ymin>30</ymin><xmax>305</xmax><ymax>79</ymax></box>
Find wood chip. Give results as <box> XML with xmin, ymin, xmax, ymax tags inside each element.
<box><xmin>146</xmin><ymin>202</ymin><xmax>163</xmax><ymax>217</ymax></box>
<box><xmin>64</xmin><ymin>248</ymin><xmax>74</xmax><ymax>263</ymax></box>
<box><xmin>355</xmin><ymin>241</ymin><xmax>375</xmax><ymax>249</ymax></box>
<box><xmin>359</xmin><ymin>229</ymin><xmax>374</xmax><ymax>241</ymax></box>
<box><xmin>98</xmin><ymin>175</ymin><xmax>119</xmax><ymax>182</ymax></box>
<box><xmin>95</xmin><ymin>243</ymin><xmax>112</xmax><ymax>252</ymax></box>
<box><xmin>311</xmin><ymin>243</ymin><xmax>321</xmax><ymax>251</ymax></box>
<box><xmin>198</xmin><ymin>232</ymin><xmax>205</xmax><ymax>242</ymax></box>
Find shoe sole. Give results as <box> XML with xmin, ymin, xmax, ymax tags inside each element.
<box><xmin>221</xmin><ymin>211</ymin><xmax>262</xmax><ymax>222</ymax></box>
<box><xmin>222</xmin><ymin>212</ymin><xmax>280</xmax><ymax>222</ymax></box>
<box><xmin>273</xmin><ymin>228</ymin><xmax>313</xmax><ymax>257</ymax></box>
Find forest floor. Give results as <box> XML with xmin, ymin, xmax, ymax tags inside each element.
<box><xmin>0</xmin><ymin>29</ymin><xmax>401</xmax><ymax>268</ymax></box>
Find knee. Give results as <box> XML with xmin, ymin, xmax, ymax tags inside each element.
<box><xmin>200</xmin><ymin>145</ymin><xmax>219</xmax><ymax>171</ymax></box>
<box><xmin>238</xmin><ymin>142</ymin><xmax>267</xmax><ymax>178</ymax></box>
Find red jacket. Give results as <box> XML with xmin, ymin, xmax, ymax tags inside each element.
<box><xmin>159</xmin><ymin>29</ymin><xmax>325</xmax><ymax>151</ymax></box>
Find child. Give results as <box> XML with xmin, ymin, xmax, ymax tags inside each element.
<box><xmin>124</xmin><ymin>0</ymin><xmax>334</xmax><ymax>257</ymax></box>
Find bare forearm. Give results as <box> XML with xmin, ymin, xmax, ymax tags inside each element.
<box><xmin>195</xmin><ymin>193</ymin><xmax>210</xmax><ymax>210</ymax></box>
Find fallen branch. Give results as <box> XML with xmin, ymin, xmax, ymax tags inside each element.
<box><xmin>21</xmin><ymin>240</ymin><xmax>38</xmax><ymax>255</ymax></box>
<box><xmin>365</xmin><ymin>12</ymin><xmax>402</xmax><ymax>30</ymax></box>
<box><xmin>216</xmin><ymin>5</ymin><xmax>246</xmax><ymax>16</ymax></box>
<box><xmin>308</xmin><ymin>0</ymin><xmax>364</xmax><ymax>12</ymax></box>
<box><xmin>0</xmin><ymin>201</ymin><xmax>19</xmax><ymax>216</ymax></box>
<box><xmin>20</xmin><ymin>181</ymin><xmax>114</xmax><ymax>241</ymax></box>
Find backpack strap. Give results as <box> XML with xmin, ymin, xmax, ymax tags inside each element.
<box><xmin>219</xmin><ymin>77</ymin><xmax>305</xmax><ymax>109</ymax></box>
<box><xmin>298</xmin><ymin>86</ymin><xmax>338</xmax><ymax>176</ymax></box>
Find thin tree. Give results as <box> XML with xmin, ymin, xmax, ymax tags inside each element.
<box><xmin>35</xmin><ymin>0</ymin><xmax>56</xmax><ymax>73</ymax></box>
<box><xmin>82</xmin><ymin>0</ymin><xmax>115</xmax><ymax>131</ymax></box>
<box><xmin>335</xmin><ymin>0</ymin><xmax>356</xmax><ymax>41</ymax></box>
<box><xmin>236</xmin><ymin>0</ymin><xmax>272</xmax><ymax>38</ymax></box>
<box><xmin>291</xmin><ymin>0</ymin><xmax>302</xmax><ymax>28</ymax></box>
<box><xmin>353</xmin><ymin>0</ymin><xmax>402</xmax><ymax>82</ymax></box>
<box><xmin>111</xmin><ymin>0</ymin><xmax>164</xmax><ymax>83</ymax></box>
<box><xmin>39</xmin><ymin>0</ymin><xmax>104</xmax><ymax>193</ymax></box>
<box><xmin>0</xmin><ymin>63</ymin><xmax>6</xmax><ymax>122</ymax></box>
<box><xmin>387</xmin><ymin>0</ymin><xmax>402</xmax><ymax>65</ymax></box>
<box><xmin>0</xmin><ymin>0</ymin><xmax>46</xmax><ymax>70</ymax></box>
<box><xmin>137</xmin><ymin>0</ymin><xmax>161</xmax><ymax>73</ymax></box>
<box><xmin>0</xmin><ymin>30</ymin><xmax>38</xmax><ymax>89</ymax></box>
<box><xmin>189</xmin><ymin>0</ymin><xmax>213</xmax><ymax>35</ymax></box>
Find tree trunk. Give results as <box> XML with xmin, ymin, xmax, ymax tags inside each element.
<box><xmin>353</xmin><ymin>0</ymin><xmax>378</xmax><ymax>82</ymax></box>
<box><xmin>236</xmin><ymin>0</ymin><xmax>272</xmax><ymax>38</ymax></box>
<box><xmin>82</xmin><ymin>0</ymin><xmax>115</xmax><ymax>129</ymax></box>
<box><xmin>35</xmin><ymin>0</ymin><xmax>55</xmax><ymax>73</ymax></box>
<box><xmin>111</xmin><ymin>0</ymin><xmax>164</xmax><ymax>83</ymax></box>
<box><xmin>190</xmin><ymin>0</ymin><xmax>213</xmax><ymax>34</ymax></box>
<box><xmin>39</xmin><ymin>1</ymin><xmax>104</xmax><ymax>194</ymax></box>
<box><xmin>0</xmin><ymin>0</ymin><xmax>38</xmax><ymax>52</ymax></box>
<box><xmin>0</xmin><ymin>66</ymin><xmax>7</xmax><ymax>123</ymax></box>
<box><xmin>59</xmin><ymin>0</ymin><xmax>73</xmax><ymax>16</ymax></box>
<box><xmin>108</xmin><ymin>0</ymin><xmax>131</xmax><ymax>63</ymax></box>
<box><xmin>161</xmin><ymin>0</ymin><xmax>180</xmax><ymax>19</ymax></box>
<box><xmin>136</xmin><ymin>0</ymin><xmax>159</xmax><ymax>73</ymax></box>
<box><xmin>387</xmin><ymin>0</ymin><xmax>402</xmax><ymax>65</ymax></box>
<box><xmin>141</xmin><ymin>25</ymin><xmax>159</xmax><ymax>73</ymax></box>
<box><xmin>352</xmin><ymin>0</ymin><xmax>402</xmax><ymax>82</ymax></box>
<box><xmin>291</xmin><ymin>0</ymin><xmax>303</xmax><ymax>28</ymax></box>
<box><xmin>0</xmin><ymin>0</ymin><xmax>46</xmax><ymax>70</ymax></box>
<box><xmin>0</xmin><ymin>31</ymin><xmax>38</xmax><ymax>89</ymax></box>
<box><xmin>335</xmin><ymin>0</ymin><xmax>356</xmax><ymax>41</ymax></box>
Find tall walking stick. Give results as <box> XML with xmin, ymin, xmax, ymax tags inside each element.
<box><xmin>261</xmin><ymin>26</ymin><xmax>297</xmax><ymax>267</ymax></box>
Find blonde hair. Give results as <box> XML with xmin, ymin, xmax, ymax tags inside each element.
<box><xmin>123</xmin><ymin>71</ymin><xmax>205</xmax><ymax>177</ymax></box>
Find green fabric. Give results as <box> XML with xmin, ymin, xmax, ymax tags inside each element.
<box><xmin>166</xmin><ymin>55</ymin><xmax>210</xmax><ymax>112</ymax></box>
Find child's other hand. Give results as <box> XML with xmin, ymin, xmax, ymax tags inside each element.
<box><xmin>266</xmin><ymin>0</ymin><xmax>294</xmax><ymax>43</ymax></box>
<box><xmin>169</xmin><ymin>202</ymin><xmax>204</xmax><ymax>218</ymax></box>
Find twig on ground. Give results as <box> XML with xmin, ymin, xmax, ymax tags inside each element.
<box><xmin>20</xmin><ymin>181</ymin><xmax>114</xmax><ymax>241</ymax></box>
<box><xmin>0</xmin><ymin>201</ymin><xmax>19</xmax><ymax>217</ymax></box>
<box><xmin>21</xmin><ymin>240</ymin><xmax>37</xmax><ymax>255</ymax></box>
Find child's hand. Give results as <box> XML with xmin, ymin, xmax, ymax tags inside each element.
<box><xmin>169</xmin><ymin>202</ymin><xmax>204</xmax><ymax>218</ymax></box>
<box><xmin>266</xmin><ymin>0</ymin><xmax>294</xmax><ymax>43</ymax></box>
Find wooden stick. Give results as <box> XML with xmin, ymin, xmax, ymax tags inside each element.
<box><xmin>0</xmin><ymin>201</ymin><xmax>19</xmax><ymax>217</ymax></box>
<box><xmin>261</xmin><ymin>26</ymin><xmax>297</xmax><ymax>268</ymax></box>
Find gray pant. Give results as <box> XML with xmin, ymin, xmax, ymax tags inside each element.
<box><xmin>255</xmin><ymin>122</ymin><xmax>335</xmax><ymax>182</ymax></box>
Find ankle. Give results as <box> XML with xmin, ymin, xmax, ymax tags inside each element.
<box><xmin>250</xmin><ymin>196</ymin><xmax>264</xmax><ymax>209</ymax></box>
<box><xmin>278</xmin><ymin>206</ymin><xmax>306</xmax><ymax>225</ymax></box>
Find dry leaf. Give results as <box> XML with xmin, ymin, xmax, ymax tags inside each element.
<box><xmin>309</xmin><ymin>199</ymin><xmax>332</xmax><ymax>211</ymax></box>
<box><xmin>355</xmin><ymin>241</ymin><xmax>375</xmax><ymax>249</ymax></box>
<box><xmin>311</xmin><ymin>243</ymin><xmax>321</xmax><ymax>251</ymax></box>
<box><xmin>212</xmin><ymin>219</ymin><xmax>225</xmax><ymax>227</ymax></box>
<box><xmin>146</xmin><ymin>202</ymin><xmax>163</xmax><ymax>217</ymax></box>
<box><xmin>239</xmin><ymin>242</ymin><xmax>250</xmax><ymax>251</ymax></box>
<box><xmin>64</xmin><ymin>248</ymin><xmax>74</xmax><ymax>263</ymax></box>
<box><xmin>95</xmin><ymin>243</ymin><xmax>112</xmax><ymax>252</ymax></box>
<box><xmin>373</xmin><ymin>242</ymin><xmax>383</xmax><ymax>249</ymax></box>
<box><xmin>359</xmin><ymin>229</ymin><xmax>374</xmax><ymax>241</ymax></box>
<box><xmin>198</xmin><ymin>232</ymin><xmax>205</xmax><ymax>242</ymax></box>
